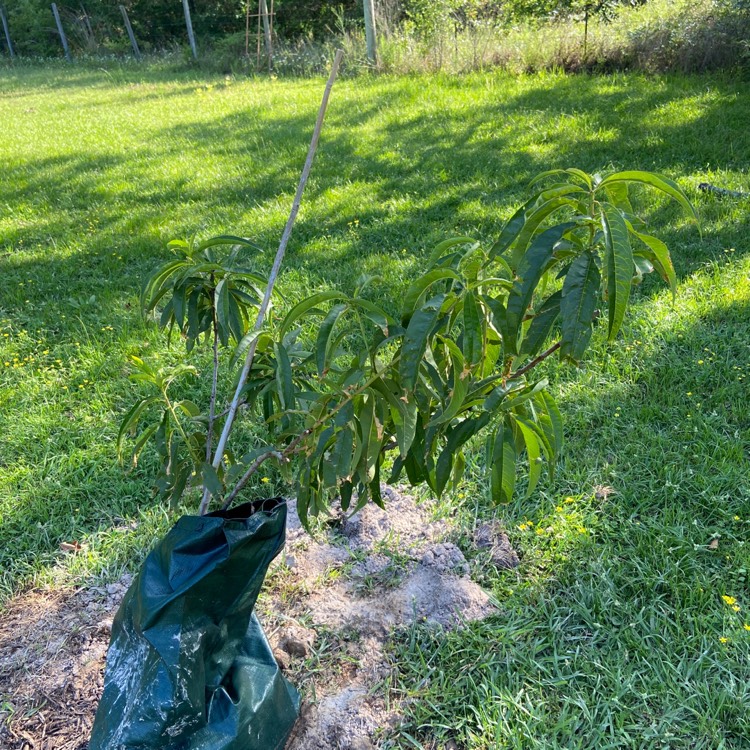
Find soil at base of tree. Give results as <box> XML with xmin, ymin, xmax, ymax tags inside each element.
<box><xmin>0</xmin><ymin>486</ymin><xmax>519</xmax><ymax>750</ymax></box>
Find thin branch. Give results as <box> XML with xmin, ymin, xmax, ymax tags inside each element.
<box><xmin>507</xmin><ymin>341</ymin><xmax>561</xmax><ymax>380</ymax></box>
<box><xmin>202</xmin><ymin>49</ymin><xmax>344</xmax><ymax>514</ymax></box>
<box><xmin>221</xmin><ymin>450</ymin><xmax>284</xmax><ymax>510</ymax></box>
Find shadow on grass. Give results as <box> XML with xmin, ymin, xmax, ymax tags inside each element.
<box><xmin>389</xmin><ymin>292</ymin><xmax>750</xmax><ymax>748</ymax></box>
<box><xmin>0</xmin><ymin>69</ymin><xmax>748</xmax><ymax>610</ymax></box>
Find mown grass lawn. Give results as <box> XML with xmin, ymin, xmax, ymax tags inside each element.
<box><xmin>1</xmin><ymin>62</ymin><xmax>749</xmax><ymax>748</ymax></box>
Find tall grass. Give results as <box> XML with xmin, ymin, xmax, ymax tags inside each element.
<box><xmin>376</xmin><ymin>0</ymin><xmax>750</xmax><ymax>74</ymax></box>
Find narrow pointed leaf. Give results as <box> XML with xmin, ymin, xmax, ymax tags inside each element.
<box><xmin>316</xmin><ymin>303</ymin><xmax>348</xmax><ymax>376</ymax></box>
<box><xmin>598</xmin><ymin>171</ymin><xmax>699</xmax><ymax>226</ymax></box>
<box><xmin>402</xmin><ymin>270</ymin><xmax>459</xmax><ymax>323</ymax></box>
<box><xmin>435</xmin><ymin>413</ymin><xmax>490</xmax><ymax>496</ymax></box>
<box><xmin>519</xmin><ymin>290</ymin><xmax>562</xmax><ymax>358</ymax></box>
<box><xmin>400</xmin><ymin>294</ymin><xmax>444</xmax><ymax>391</ymax></box>
<box><xmin>629</xmin><ymin>226</ymin><xmax>677</xmax><ymax>296</ymax></box>
<box><xmin>462</xmin><ymin>291</ymin><xmax>482</xmax><ymax>366</ymax></box>
<box><xmin>427</xmin><ymin>236</ymin><xmax>477</xmax><ymax>268</ymax></box>
<box><xmin>506</xmin><ymin>223</ymin><xmax>573</xmax><ymax>355</ymax></box>
<box><xmin>279</xmin><ymin>291</ymin><xmax>347</xmax><ymax>337</ymax></box>
<box><xmin>601</xmin><ymin>203</ymin><xmax>633</xmax><ymax>341</ymax></box>
<box><xmin>490</xmin><ymin>418</ymin><xmax>517</xmax><ymax>504</ymax></box>
<box><xmin>514</xmin><ymin>417</ymin><xmax>543</xmax><ymax>498</ymax></box>
<box><xmin>560</xmin><ymin>250</ymin><xmax>600</xmax><ymax>363</ymax></box>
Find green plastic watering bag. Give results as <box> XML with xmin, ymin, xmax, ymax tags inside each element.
<box><xmin>89</xmin><ymin>497</ymin><xmax>299</xmax><ymax>750</ymax></box>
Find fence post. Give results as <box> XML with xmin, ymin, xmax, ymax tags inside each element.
<box><xmin>51</xmin><ymin>3</ymin><xmax>71</xmax><ymax>61</ymax></box>
<box><xmin>0</xmin><ymin>6</ymin><xmax>14</xmax><ymax>60</ymax></box>
<box><xmin>119</xmin><ymin>5</ymin><xmax>141</xmax><ymax>59</ymax></box>
<box><xmin>259</xmin><ymin>0</ymin><xmax>272</xmax><ymax>70</ymax></box>
<box><xmin>363</xmin><ymin>0</ymin><xmax>377</xmax><ymax>67</ymax></box>
<box><xmin>181</xmin><ymin>0</ymin><xmax>197</xmax><ymax>60</ymax></box>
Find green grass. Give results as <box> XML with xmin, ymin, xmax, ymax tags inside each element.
<box><xmin>1</xmin><ymin>63</ymin><xmax>750</xmax><ymax>748</ymax></box>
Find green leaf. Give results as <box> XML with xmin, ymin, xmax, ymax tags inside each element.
<box><xmin>514</xmin><ymin>417</ymin><xmax>543</xmax><ymax>498</ymax></box>
<box><xmin>490</xmin><ymin>418</ymin><xmax>517</xmax><ymax>504</ymax></box>
<box><xmin>201</xmin><ymin>462</ymin><xmax>223</xmax><ymax>498</ymax></box>
<box><xmin>519</xmin><ymin>290</ymin><xmax>562</xmax><ymax>358</ymax></box>
<box><xmin>230</xmin><ymin>330</ymin><xmax>264</xmax><ymax>369</ymax></box>
<box><xmin>350</xmin><ymin>298</ymin><xmax>395</xmax><ymax>333</ymax></box>
<box><xmin>529</xmin><ymin>168</ymin><xmax>592</xmax><ymax>189</ymax></box>
<box><xmin>560</xmin><ymin>250</ymin><xmax>600</xmax><ymax>364</ymax></box>
<box><xmin>402</xmin><ymin>270</ymin><xmax>459</xmax><ymax>323</ymax></box>
<box><xmin>489</xmin><ymin>202</ymin><xmax>529</xmax><ymax>261</ymax></box>
<box><xmin>169</xmin><ymin>461</ymin><xmax>191</xmax><ymax>512</ymax></box>
<box><xmin>537</xmin><ymin>390</ymin><xmax>564</xmax><ymax>457</ymax></box>
<box><xmin>427</xmin><ymin>236</ymin><xmax>478</xmax><ymax>268</ymax></box>
<box><xmin>215</xmin><ymin>278</ymin><xmax>231</xmax><ymax>346</ymax></box>
<box><xmin>227</xmin><ymin>290</ymin><xmax>246</xmax><ymax>343</ymax></box>
<box><xmin>505</xmin><ymin>223</ymin><xmax>573</xmax><ymax>355</ymax></box>
<box><xmin>195</xmin><ymin>234</ymin><xmax>262</xmax><ymax>252</ymax></box>
<box><xmin>601</xmin><ymin>203</ymin><xmax>633</xmax><ymax>341</ymax></box>
<box><xmin>598</xmin><ymin>171</ymin><xmax>699</xmax><ymax>227</ymax></box>
<box><xmin>274</xmin><ymin>342</ymin><xmax>295</xmax><ymax>411</ymax></box>
<box><xmin>117</xmin><ymin>396</ymin><xmax>160</xmax><ymax>459</ymax></box>
<box><xmin>331</xmin><ymin>426</ymin><xmax>354</xmax><ymax>485</ymax></box>
<box><xmin>175</xmin><ymin>400</ymin><xmax>201</xmax><ymax>418</ymax></box>
<box><xmin>435</xmin><ymin>413</ymin><xmax>490</xmax><ymax>496</ymax></box>
<box><xmin>462</xmin><ymin>291</ymin><xmax>482</xmax><ymax>366</ymax></box>
<box><xmin>316</xmin><ymin>303</ymin><xmax>348</xmax><ymax>376</ymax></box>
<box><xmin>131</xmin><ymin>423</ymin><xmax>158</xmax><ymax>466</ymax></box>
<box><xmin>603</xmin><ymin>181</ymin><xmax>634</xmax><ymax>215</ymax></box>
<box><xmin>279</xmin><ymin>291</ymin><xmax>347</xmax><ymax>337</ymax></box>
<box><xmin>399</xmin><ymin>294</ymin><xmax>445</xmax><ymax>391</ymax></box>
<box><xmin>429</xmin><ymin>340</ymin><xmax>469</xmax><ymax>427</ymax></box>
<box><xmin>628</xmin><ymin>225</ymin><xmax>677</xmax><ymax>297</ymax></box>
<box><xmin>509</xmin><ymin>197</ymin><xmax>578</xmax><ymax>269</ymax></box>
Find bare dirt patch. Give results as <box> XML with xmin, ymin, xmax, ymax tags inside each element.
<box><xmin>0</xmin><ymin>577</ymin><xmax>131</xmax><ymax>750</ymax></box>
<box><xmin>0</xmin><ymin>487</ymin><xmax>517</xmax><ymax>749</ymax></box>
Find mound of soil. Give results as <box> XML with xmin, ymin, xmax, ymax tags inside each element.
<box><xmin>0</xmin><ymin>487</ymin><xmax>518</xmax><ymax>750</ymax></box>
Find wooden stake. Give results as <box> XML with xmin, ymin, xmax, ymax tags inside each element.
<box><xmin>363</xmin><ymin>0</ymin><xmax>377</xmax><ymax>66</ymax></box>
<box><xmin>182</xmin><ymin>0</ymin><xmax>197</xmax><ymax>60</ymax></box>
<box><xmin>202</xmin><ymin>49</ymin><xmax>345</xmax><ymax>514</ymax></box>
<box><xmin>51</xmin><ymin>3</ymin><xmax>71</xmax><ymax>62</ymax></box>
<box><xmin>0</xmin><ymin>6</ymin><xmax>14</xmax><ymax>60</ymax></box>
<box><xmin>119</xmin><ymin>5</ymin><xmax>140</xmax><ymax>60</ymax></box>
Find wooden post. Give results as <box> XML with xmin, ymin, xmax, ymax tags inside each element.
<box><xmin>182</xmin><ymin>0</ymin><xmax>197</xmax><ymax>60</ymax></box>
<box><xmin>363</xmin><ymin>0</ymin><xmax>377</xmax><ymax>67</ymax></box>
<box><xmin>260</xmin><ymin>0</ymin><xmax>272</xmax><ymax>70</ymax></box>
<box><xmin>51</xmin><ymin>3</ymin><xmax>71</xmax><ymax>62</ymax></box>
<box><xmin>119</xmin><ymin>5</ymin><xmax>141</xmax><ymax>59</ymax></box>
<box><xmin>0</xmin><ymin>6</ymin><xmax>15</xmax><ymax>60</ymax></box>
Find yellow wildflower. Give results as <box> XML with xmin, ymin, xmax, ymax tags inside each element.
<box><xmin>722</xmin><ymin>595</ymin><xmax>737</xmax><ymax>606</ymax></box>
<box><xmin>719</xmin><ymin>637</ymin><xmax>729</xmax><ymax>644</ymax></box>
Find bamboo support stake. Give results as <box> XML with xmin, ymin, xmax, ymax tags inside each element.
<box><xmin>200</xmin><ymin>49</ymin><xmax>345</xmax><ymax>515</ymax></box>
